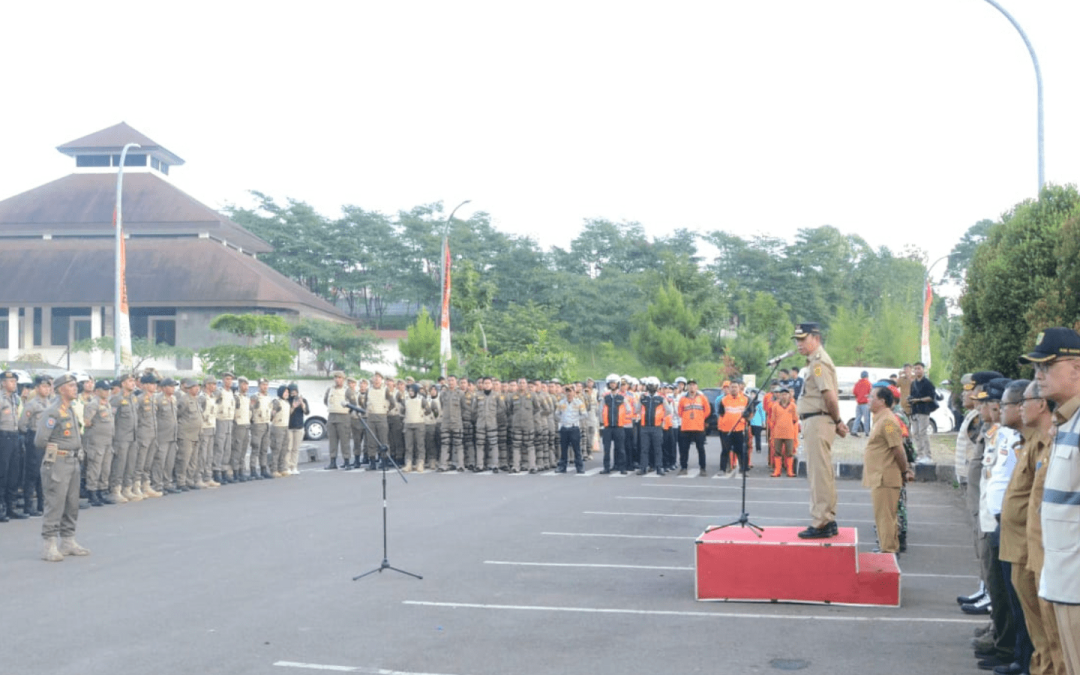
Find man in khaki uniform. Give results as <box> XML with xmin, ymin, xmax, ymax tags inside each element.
<box><xmin>249</xmin><ymin>378</ymin><xmax>273</xmax><ymax>479</ymax></box>
<box><xmin>213</xmin><ymin>373</ymin><xmax>235</xmax><ymax>483</ymax></box>
<box><xmin>897</xmin><ymin>363</ymin><xmax>914</xmax><ymax>416</ymax></box>
<box><xmin>199</xmin><ymin>378</ymin><xmax>220</xmax><ymax>489</ymax></box>
<box><xmin>345</xmin><ymin>377</ymin><xmax>366</xmax><ymax>470</ymax></box>
<box><xmin>37</xmin><ymin>374</ymin><xmax>90</xmax><ymax>562</ymax></box>
<box><xmin>862</xmin><ymin>386</ymin><xmax>914</xmax><ymax>553</ymax></box>
<box><xmin>83</xmin><ymin>380</ymin><xmax>114</xmax><ymax>506</ymax></box>
<box><xmin>324</xmin><ymin>371</ymin><xmax>351</xmax><ymax>470</ymax></box>
<box><xmin>151</xmin><ymin>378</ymin><xmax>178</xmax><ymax>495</ymax></box>
<box><xmin>108</xmin><ymin>373</ymin><xmax>138</xmax><ymax>504</ymax></box>
<box><xmin>132</xmin><ymin>374</ymin><xmax>159</xmax><ymax>499</ymax></box>
<box><xmin>174</xmin><ymin>379</ymin><xmax>203</xmax><ymax>491</ymax></box>
<box><xmin>230</xmin><ymin>377</ymin><xmax>253</xmax><ymax>480</ymax></box>
<box><xmin>793</xmin><ymin>322</ymin><xmax>849</xmax><ymax>539</ymax></box>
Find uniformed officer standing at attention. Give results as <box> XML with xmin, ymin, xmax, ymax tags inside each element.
<box><xmin>862</xmin><ymin>386</ymin><xmax>914</xmax><ymax>553</ymax></box>
<box><xmin>174</xmin><ymin>378</ymin><xmax>203</xmax><ymax>491</ymax></box>
<box><xmin>108</xmin><ymin>373</ymin><xmax>138</xmax><ymax>504</ymax></box>
<box><xmin>249</xmin><ymin>378</ymin><xmax>273</xmax><ymax>479</ymax></box>
<box><xmin>793</xmin><ymin>322</ymin><xmax>849</xmax><ymax>539</ymax></box>
<box><xmin>230</xmin><ymin>376</ymin><xmax>252</xmax><ymax>480</ymax></box>
<box><xmin>133</xmin><ymin>373</ymin><xmax>159</xmax><ymax>500</ymax></box>
<box><xmin>152</xmin><ymin>378</ymin><xmax>178</xmax><ymax>495</ymax></box>
<box><xmin>18</xmin><ymin>375</ymin><xmax>53</xmax><ymax>517</ymax></box>
<box><xmin>345</xmin><ymin>377</ymin><xmax>365</xmax><ymax>470</ymax></box>
<box><xmin>37</xmin><ymin>374</ymin><xmax>90</xmax><ymax>562</ymax></box>
<box><xmin>213</xmin><ymin>372</ymin><xmax>236</xmax><ymax>484</ymax></box>
<box><xmin>199</xmin><ymin>378</ymin><xmax>220</xmax><ymax>489</ymax></box>
<box><xmin>324</xmin><ymin>371</ymin><xmax>351</xmax><ymax>470</ymax></box>
<box><xmin>83</xmin><ymin>380</ymin><xmax>115</xmax><ymax>506</ymax></box>
<box><xmin>0</xmin><ymin>371</ymin><xmax>24</xmax><ymax>522</ymax></box>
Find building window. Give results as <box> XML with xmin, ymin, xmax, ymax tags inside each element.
<box><xmin>149</xmin><ymin>318</ymin><xmax>176</xmax><ymax>346</ymax></box>
<box><xmin>50</xmin><ymin>307</ymin><xmax>92</xmax><ymax>346</ymax></box>
<box><xmin>112</xmin><ymin>153</ymin><xmax>147</xmax><ymax>167</ymax></box>
<box><xmin>0</xmin><ymin>318</ymin><xmax>6</xmax><ymax>350</ymax></box>
<box><xmin>76</xmin><ymin>155</ymin><xmax>111</xmax><ymax>168</ymax></box>
<box><xmin>33</xmin><ymin>308</ymin><xmax>41</xmax><ymax>347</ymax></box>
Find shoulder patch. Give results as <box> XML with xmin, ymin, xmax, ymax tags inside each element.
<box><xmin>46</xmin><ymin>417</ymin><xmax>56</xmax><ymax>428</ymax></box>
<box><xmin>813</xmin><ymin>366</ymin><xmax>822</xmax><ymax>377</ymax></box>
<box><xmin>884</xmin><ymin>422</ymin><xmax>898</xmax><ymax>434</ymax></box>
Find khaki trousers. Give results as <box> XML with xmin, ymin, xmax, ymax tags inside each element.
<box><xmin>1053</xmin><ymin>603</ymin><xmax>1080</xmax><ymax>675</ymax></box>
<box><xmin>871</xmin><ymin>485</ymin><xmax>900</xmax><ymax>553</ymax></box>
<box><xmin>804</xmin><ymin>416</ymin><xmax>837</xmax><ymax>528</ymax></box>
<box><xmin>41</xmin><ymin>455</ymin><xmax>80</xmax><ymax>540</ymax></box>
<box><xmin>1013</xmin><ymin>563</ymin><xmax>1064</xmax><ymax>675</ymax></box>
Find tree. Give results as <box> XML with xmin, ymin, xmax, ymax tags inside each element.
<box><xmin>631</xmin><ymin>282</ymin><xmax>710</xmax><ymax>380</ymax></box>
<box><xmin>199</xmin><ymin>314</ymin><xmax>295</xmax><ymax>379</ymax></box>
<box><xmin>70</xmin><ymin>336</ymin><xmax>193</xmax><ymax>372</ymax></box>
<box><xmin>290</xmin><ymin>319</ymin><xmax>383</xmax><ymax>376</ymax></box>
<box><xmin>396</xmin><ymin>308</ymin><xmax>439</xmax><ymax>378</ymax></box>
<box><xmin>954</xmin><ymin>184</ymin><xmax>1080</xmax><ymax>378</ymax></box>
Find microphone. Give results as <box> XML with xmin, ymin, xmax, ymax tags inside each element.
<box><xmin>345</xmin><ymin>403</ymin><xmax>367</xmax><ymax>415</ymax></box>
<box><xmin>767</xmin><ymin>349</ymin><xmax>796</xmax><ymax>366</ymax></box>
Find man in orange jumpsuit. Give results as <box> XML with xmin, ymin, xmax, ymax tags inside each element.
<box><xmin>770</xmin><ymin>387</ymin><xmax>799</xmax><ymax>477</ymax></box>
<box><xmin>716</xmin><ymin>381</ymin><xmax>749</xmax><ymax>477</ymax></box>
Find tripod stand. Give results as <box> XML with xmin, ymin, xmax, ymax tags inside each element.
<box><xmin>706</xmin><ymin>357</ymin><xmax>788</xmax><ymax>539</ymax></box>
<box><xmin>351</xmin><ymin>410</ymin><xmax>422</xmax><ymax>581</ymax></box>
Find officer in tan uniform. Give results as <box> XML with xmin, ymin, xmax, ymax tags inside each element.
<box><xmin>174</xmin><ymin>378</ymin><xmax>202</xmax><ymax>491</ymax></box>
<box><xmin>108</xmin><ymin>373</ymin><xmax>138</xmax><ymax>504</ymax></box>
<box><xmin>151</xmin><ymin>378</ymin><xmax>178</xmax><ymax>495</ymax></box>
<box><xmin>83</xmin><ymin>380</ymin><xmax>114</xmax><ymax>506</ymax></box>
<box><xmin>199</xmin><ymin>378</ymin><xmax>220</xmax><ymax>489</ymax></box>
<box><xmin>213</xmin><ymin>373</ymin><xmax>235</xmax><ymax>483</ymax></box>
<box><xmin>18</xmin><ymin>375</ymin><xmax>53</xmax><ymax>517</ymax></box>
<box><xmin>793</xmin><ymin>322</ymin><xmax>849</xmax><ymax>539</ymax></box>
<box><xmin>230</xmin><ymin>376</ymin><xmax>253</xmax><ymax>480</ymax></box>
<box><xmin>249</xmin><ymin>378</ymin><xmax>273</xmax><ymax>479</ymax></box>
<box><xmin>366</xmin><ymin>373</ymin><xmax>392</xmax><ymax>467</ymax></box>
<box><xmin>324</xmin><ymin>371</ymin><xmax>351</xmax><ymax>470</ymax></box>
<box><xmin>862</xmin><ymin>386</ymin><xmax>914</xmax><ymax>553</ymax></box>
<box><xmin>37</xmin><ymin>374</ymin><xmax>90</xmax><ymax>562</ymax></box>
<box><xmin>133</xmin><ymin>373</ymin><xmax>160</xmax><ymax>499</ymax></box>
<box><xmin>345</xmin><ymin>377</ymin><xmax>366</xmax><ymax>470</ymax></box>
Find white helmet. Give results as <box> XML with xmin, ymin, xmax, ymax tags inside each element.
<box><xmin>674</xmin><ymin>376</ymin><xmax>687</xmax><ymax>385</ymax></box>
<box><xmin>606</xmin><ymin>373</ymin><xmax>620</xmax><ymax>384</ymax></box>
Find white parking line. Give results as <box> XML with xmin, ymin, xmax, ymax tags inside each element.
<box><xmin>644</xmin><ymin>483</ymin><xmax>893</xmax><ymax>494</ymax></box>
<box><xmin>485</xmin><ymin>560</ymin><xmax>693</xmax><ymax>571</ymax></box>
<box><xmin>540</xmin><ymin>531</ymin><xmax>970</xmax><ymax>548</ymax></box>
<box><xmin>274</xmin><ymin>661</ymin><xmax>461</xmax><ymax>675</ymax></box>
<box><xmin>616</xmin><ymin>496</ymin><xmax>958</xmax><ymax>509</ymax></box>
<box><xmin>582</xmin><ymin>511</ymin><xmax>964</xmax><ymax>526</ymax></box>
<box><xmin>402</xmin><ymin>600</ymin><xmax>985</xmax><ymax>624</ymax></box>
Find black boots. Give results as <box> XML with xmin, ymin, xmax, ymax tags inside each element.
<box><xmin>261</xmin><ymin>467</ymin><xmax>274</xmax><ymax>480</ymax></box>
<box><xmin>325</xmin><ymin>458</ymin><xmax>338</xmax><ymax>470</ymax></box>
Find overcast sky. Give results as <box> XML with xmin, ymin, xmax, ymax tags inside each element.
<box><xmin>3</xmin><ymin>0</ymin><xmax>1076</xmax><ymax>279</ymax></box>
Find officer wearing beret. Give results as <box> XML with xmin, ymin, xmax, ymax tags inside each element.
<box><xmin>18</xmin><ymin>375</ymin><xmax>53</xmax><ymax>517</ymax></box>
<box><xmin>108</xmin><ymin>373</ymin><xmax>138</xmax><ymax>504</ymax></box>
<box><xmin>174</xmin><ymin>379</ymin><xmax>203</xmax><ymax>491</ymax></box>
<box><xmin>792</xmin><ymin>322</ymin><xmax>848</xmax><ymax>539</ymax></box>
<box><xmin>133</xmin><ymin>373</ymin><xmax>160</xmax><ymax>499</ymax></box>
<box><xmin>37</xmin><ymin>374</ymin><xmax>90</xmax><ymax>561</ymax></box>
<box><xmin>152</xmin><ymin>378</ymin><xmax>178</xmax><ymax>495</ymax></box>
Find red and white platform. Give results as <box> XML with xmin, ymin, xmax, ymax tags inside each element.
<box><xmin>694</xmin><ymin>526</ymin><xmax>900</xmax><ymax>607</ymax></box>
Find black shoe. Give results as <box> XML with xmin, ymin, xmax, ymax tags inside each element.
<box><xmin>262</xmin><ymin>468</ymin><xmax>274</xmax><ymax>479</ymax></box>
<box><xmin>528</xmin><ymin>469</ymin><xmax>537</xmax><ymax>474</ymax></box>
<box><xmin>637</xmin><ymin>469</ymin><xmax>646</xmax><ymax>475</ymax></box>
<box><xmin>600</xmin><ymin>469</ymin><xmax>612</xmax><ymax>474</ymax></box>
<box><xmin>958</xmin><ymin>588</ymin><xmax>986</xmax><ymax>605</ymax></box>
<box><xmin>8</xmin><ymin>509</ymin><xmax>28</xmax><ymax>520</ymax></box>
<box><xmin>325</xmin><ymin>459</ymin><xmax>338</xmax><ymax>470</ymax></box>
<box><xmin>992</xmin><ymin>663</ymin><xmax>1023</xmax><ymax>675</ymax></box>
<box><xmin>555</xmin><ymin>467</ymin><xmax>567</xmax><ymax>473</ymax></box>
<box><xmin>343</xmin><ymin>461</ymin><xmax>354</xmax><ymax>471</ymax></box>
<box><xmin>620</xmin><ymin>470</ymin><xmax>628</xmax><ymax>475</ymax></box>
<box><xmin>962</xmin><ymin>596</ymin><xmax>992</xmax><ymax>615</ymax></box>
<box><xmin>797</xmin><ymin>523</ymin><xmax>838</xmax><ymax>539</ymax></box>
<box><xmin>657</xmin><ymin>469</ymin><xmax>666</xmax><ymax>476</ymax></box>
<box><xmin>492</xmin><ymin>467</ymin><xmax>500</xmax><ymax>474</ymax></box>
<box><xmin>976</xmin><ymin>655</ymin><xmax>1012</xmax><ymax>670</ymax></box>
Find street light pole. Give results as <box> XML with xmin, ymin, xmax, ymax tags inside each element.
<box><xmin>440</xmin><ymin>200</ymin><xmax>471</xmax><ymax>378</ymax></box>
<box><xmin>982</xmin><ymin>0</ymin><xmax>1044</xmax><ymax>193</ymax></box>
<box><xmin>114</xmin><ymin>142</ymin><xmax>140</xmax><ymax>376</ymax></box>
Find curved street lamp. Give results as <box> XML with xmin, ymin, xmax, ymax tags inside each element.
<box><xmin>440</xmin><ymin>200</ymin><xmax>471</xmax><ymax>378</ymax></box>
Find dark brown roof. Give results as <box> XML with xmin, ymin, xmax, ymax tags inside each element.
<box><xmin>57</xmin><ymin>122</ymin><xmax>184</xmax><ymax>165</ymax></box>
<box><xmin>0</xmin><ymin>238</ymin><xmax>350</xmax><ymax>322</ymax></box>
<box><xmin>0</xmin><ymin>172</ymin><xmax>271</xmax><ymax>254</ymax></box>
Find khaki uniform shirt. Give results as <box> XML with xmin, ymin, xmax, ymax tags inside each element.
<box><xmin>796</xmin><ymin>344</ymin><xmax>838</xmax><ymax>417</ymax></box>
<box><xmin>176</xmin><ymin>390</ymin><xmax>203</xmax><ymax>442</ymax></box>
<box><xmin>1000</xmin><ymin>427</ymin><xmax>1045</xmax><ymax>566</ymax></box>
<box><xmin>251</xmin><ymin>393</ymin><xmax>273</xmax><ymax>425</ymax></box>
<box><xmin>215</xmin><ymin>389</ymin><xmax>236</xmax><ymax>422</ymax></box>
<box><xmin>862</xmin><ymin>408</ymin><xmax>904</xmax><ymax>488</ymax></box>
<box><xmin>155</xmin><ymin>392</ymin><xmax>178</xmax><ymax>444</ymax></box>
<box><xmin>897</xmin><ymin>373</ymin><xmax>913</xmax><ymax>415</ymax></box>
<box><xmin>35</xmin><ymin>400</ymin><xmax>82</xmax><ymax>452</ymax></box>
<box><xmin>1025</xmin><ymin>427</ymin><xmax>1053</xmax><ymax>575</ymax></box>
<box><xmin>83</xmin><ymin>396</ymin><xmax>115</xmax><ymax>443</ymax></box>
<box><xmin>233</xmin><ymin>391</ymin><xmax>252</xmax><ymax>426</ymax></box>
<box><xmin>325</xmin><ymin>385</ymin><xmax>349</xmax><ymax>415</ymax></box>
<box><xmin>111</xmin><ymin>391</ymin><xmax>138</xmax><ymax>442</ymax></box>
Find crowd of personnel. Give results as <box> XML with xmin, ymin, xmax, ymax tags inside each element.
<box><xmin>948</xmin><ymin>328</ymin><xmax>1080</xmax><ymax>675</ymax></box>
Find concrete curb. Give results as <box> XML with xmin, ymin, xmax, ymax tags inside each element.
<box><xmin>796</xmin><ymin>461</ymin><xmax>957</xmax><ymax>484</ymax></box>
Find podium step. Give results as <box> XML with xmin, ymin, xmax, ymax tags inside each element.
<box><xmin>695</xmin><ymin>526</ymin><xmax>900</xmax><ymax>607</ymax></box>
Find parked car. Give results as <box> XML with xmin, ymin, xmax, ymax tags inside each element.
<box><xmin>262</xmin><ymin>380</ymin><xmax>328</xmax><ymax>441</ymax></box>
<box><xmin>838</xmin><ymin>386</ymin><xmax>955</xmax><ymax>435</ymax></box>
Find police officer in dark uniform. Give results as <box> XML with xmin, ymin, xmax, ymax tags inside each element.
<box><xmin>0</xmin><ymin>370</ymin><xmax>23</xmax><ymax>522</ymax></box>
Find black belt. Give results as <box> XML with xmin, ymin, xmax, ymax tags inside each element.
<box><xmin>799</xmin><ymin>412</ymin><xmax>830</xmax><ymax>421</ymax></box>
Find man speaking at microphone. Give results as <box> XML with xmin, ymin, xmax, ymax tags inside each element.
<box><xmin>792</xmin><ymin>323</ymin><xmax>848</xmax><ymax>539</ymax></box>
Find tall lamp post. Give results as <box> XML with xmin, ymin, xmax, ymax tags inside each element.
<box><xmin>440</xmin><ymin>199</ymin><xmax>471</xmax><ymax>378</ymax></box>
<box><xmin>982</xmin><ymin>0</ymin><xmax>1044</xmax><ymax>192</ymax></box>
<box><xmin>114</xmin><ymin>142</ymin><xmax>140</xmax><ymax>376</ymax></box>
<box><xmin>921</xmin><ymin>255</ymin><xmax>951</xmax><ymax>370</ymax></box>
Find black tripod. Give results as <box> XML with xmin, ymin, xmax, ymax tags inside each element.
<box><xmin>351</xmin><ymin>409</ymin><xmax>422</xmax><ymax>581</ymax></box>
<box><xmin>707</xmin><ymin>357</ymin><xmax>788</xmax><ymax>538</ymax></box>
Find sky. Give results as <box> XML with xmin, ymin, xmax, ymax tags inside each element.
<box><xmin>3</xmin><ymin>0</ymin><xmax>1077</xmax><ymax>281</ymax></box>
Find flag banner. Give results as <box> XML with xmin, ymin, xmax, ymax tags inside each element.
<box><xmin>440</xmin><ymin>241</ymin><xmax>452</xmax><ymax>364</ymax></box>
<box><xmin>115</xmin><ymin>207</ymin><xmax>133</xmax><ymax>370</ymax></box>
<box><xmin>920</xmin><ymin>280</ymin><xmax>932</xmax><ymax>369</ymax></box>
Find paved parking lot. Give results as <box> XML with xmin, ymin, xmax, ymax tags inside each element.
<box><xmin>0</xmin><ymin>437</ymin><xmax>986</xmax><ymax>675</ymax></box>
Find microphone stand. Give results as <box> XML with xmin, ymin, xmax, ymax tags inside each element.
<box><xmin>351</xmin><ymin>407</ymin><xmax>422</xmax><ymax>581</ymax></box>
<box><xmin>706</xmin><ymin>357</ymin><xmax>789</xmax><ymax>538</ymax></box>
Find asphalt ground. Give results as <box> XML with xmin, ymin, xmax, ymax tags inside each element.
<box><xmin>0</xmin><ymin>436</ymin><xmax>988</xmax><ymax>675</ymax></box>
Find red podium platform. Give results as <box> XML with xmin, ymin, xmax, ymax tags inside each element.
<box><xmin>695</xmin><ymin>526</ymin><xmax>900</xmax><ymax>607</ymax></box>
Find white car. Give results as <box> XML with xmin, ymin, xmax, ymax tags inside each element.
<box><xmin>838</xmin><ymin>389</ymin><xmax>955</xmax><ymax>434</ymax></box>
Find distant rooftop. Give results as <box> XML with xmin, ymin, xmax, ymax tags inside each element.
<box><xmin>57</xmin><ymin>121</ymin><xmax>184</xmax><ymax>175</ymax></box>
